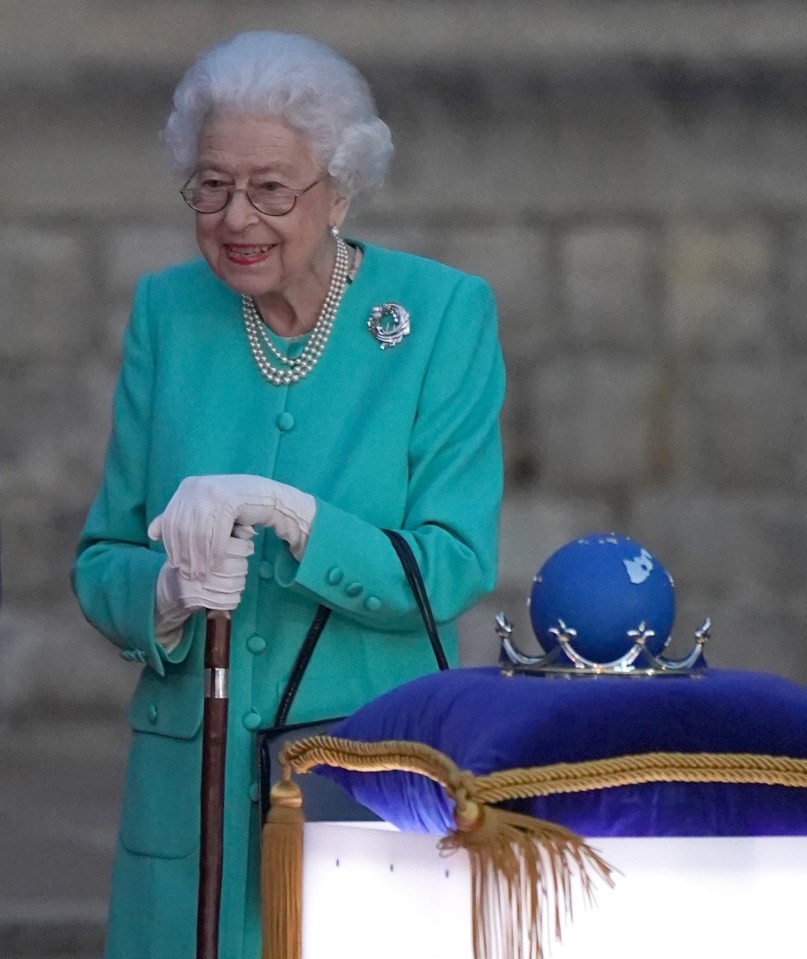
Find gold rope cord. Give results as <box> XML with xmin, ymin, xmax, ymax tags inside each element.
<box><xmin>280</xmin><ymin>734</ymin><xmax>807</xmax><ymax>803</ymax></box>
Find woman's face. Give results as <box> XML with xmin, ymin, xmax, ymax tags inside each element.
<box><xmin>193</xmin><ymin>112</ymin><xmax>348</xmax><ymax>307</ymax></box>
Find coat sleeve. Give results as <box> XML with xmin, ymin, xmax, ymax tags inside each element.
<box><xmin>274</xmin><ymin>273</ymin><xmax>505</xmax><ymax>629</ymax></box>
<box><xmin>72</xmin><ymin>275</ymin><xmax>197</xmax><ymax>676</ymax></box>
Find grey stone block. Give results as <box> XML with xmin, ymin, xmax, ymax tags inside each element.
<box><xmin>438</xmin><ymin>225</ymin><xmax>554</xmax><ymax>361</ymax></box>
<box><xmin>672</xmin><ymin>359</ymin><xmax>801</xmax><ymax>487</ymax></box>
<box><xmin>560</xmin><ymin>223</ymin><xmax>659</xmax><ymax>351</ymax></box>
<box><xmin>0</xmin><ymin>360</ymin><xmax>114</xmax><ymax>511</ymax></box>
<box><xmin>104</xmin><ymin>225</ymin><xmax>199</xmax><ymax>296</ymax></box>
<box><xmin>664</xmin><ymin>222</ymin><xmax>777</xmax><ymax>355</ymax></box>
<box><xmin>384</xmin><ymin>113</ymin><xmax>551</xmax><ymax>218</ymax></box>
<box><xmin>527</xmin><ymin>356</ymin><xmax>662</xmax><ymax>490</ymax></box>
<box><xmin>4</xmin><ymin>95</ymin><xmax>177</xmax><ymax>219</ymax></box>
<box><xmin>0</xmin><ymin>227</ymin><xmax>94</xmax><ymax>361</ymax></box>
<box><xmin>0</xmin><ymin>603</ymin><xmax>136</xmax><ymax>716</ymax></box>
<box><xmin>782</xmin><ymin>221</ymin><xmax>807</xmax><ymax>351</ymax></box>
<box><xmin>1</xmin><ymin>506</ymin><xmax>87</xmax><ymax>604</ymax></box>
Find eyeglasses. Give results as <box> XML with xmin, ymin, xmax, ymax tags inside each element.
<box><xmin>180</xmin><ymin>175</ymin><xmax>323</xmax><ymax>216</ymax></box>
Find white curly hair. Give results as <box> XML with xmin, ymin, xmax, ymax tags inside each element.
<box><xmin>162</xmin><ymin>32</ymin><xmax>393</xmax><ymax>199</ymax></box>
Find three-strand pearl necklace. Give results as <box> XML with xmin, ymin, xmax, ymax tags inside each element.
<box><xmin>242</xmin><ymin>237</ymin><xmax>350</xmax><ymax>386</ymax></box>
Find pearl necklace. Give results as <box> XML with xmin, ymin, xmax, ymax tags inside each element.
<box><xmin>242</xmin><ymin>237</ymin><xmax>350</xmax><ymax>386</ymax></box>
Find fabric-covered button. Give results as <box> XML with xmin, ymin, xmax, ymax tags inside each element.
<box><xmin>258</xmin><ymin>560</ymin><xmax>274</xmax><ymax>580</ymax></box>
<box><xmin>364</xmin><ymin>596</ymin><xmax>382</xmax><ymax>612</ymax></box>
<box><xmin>327</xmin><ymin>567</ymin><xmax>344</xmax><ymax>585</ymax></box>
<box><xmin>242</xmin><ymin>710</ymin><xmax>262</xmax><ymax>731</ymax></box>
<box><xmin>286</xmin><ymin>340</ymin><xmax>306</xmax><ymax>360</ymax></box>
<box><xmin>147</xmin><ymin>704</ymin><xmax>158</xmax><ymax>724</ymax></box>
<box><xmin>246</xmin><ymin>634</ymin><xmax>267</xmax><ymax>655</ymax></box>
<box><xmin>249</xmin><ymin>782</ymin><xmax>260</xmax><ymax>803</ymax></box>
<box><xmin>276</xmin><ymin>412</ymin><xmax>295</xmax><ymax>431</ymax></box>
<box><xmin>346</xmin><ymin>582</ymin><xmax>363</xmax><ymax>597</ymax></box>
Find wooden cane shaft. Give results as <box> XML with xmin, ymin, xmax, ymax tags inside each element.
<box><xmin>205</xmin><ymin>612</ymin><xmax>232</xmax><ymax>669</ymax></box>
<box><xmin>197</xmin><ymin>613</ymin><xmax>231</xmax><ymax>959</ymax></box>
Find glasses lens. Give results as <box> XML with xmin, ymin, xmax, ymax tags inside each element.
<box><xmin>181</xmin><ymin>184</ymin><xmax>229</xmax><ymax>213</ymax></box>
<box><xmin>248</xmin><ymin>185</ymin><xmax>296</xmax><ymax>216</ymax></box>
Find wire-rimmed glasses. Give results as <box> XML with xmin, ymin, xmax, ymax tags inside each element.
<box><xmin>180</xmin><ymin>175</ymin><xmax>323</xmax><ymax>216</ymax></box>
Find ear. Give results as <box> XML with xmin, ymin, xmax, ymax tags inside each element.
<box><xmin>329</xmin><ymin>192</ymin><xmax>350</xmax><ymax>231</ymax></box>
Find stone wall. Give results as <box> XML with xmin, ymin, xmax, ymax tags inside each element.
<box><xmin>2</xmin><ymin>0</ymin><xmax>807</xmax><ymax>716</ymax></box>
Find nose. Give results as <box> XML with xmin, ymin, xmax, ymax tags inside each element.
<box><xmin>222</xmin><ymin>188</ymin><xmax>261</xmax><ymax>230</ymax></box>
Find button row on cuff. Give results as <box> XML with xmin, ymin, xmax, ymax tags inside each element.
<box><xmin>325</xmin><ymin>568</ymin><xmax>382</xmax><ymax>611</ymax></box>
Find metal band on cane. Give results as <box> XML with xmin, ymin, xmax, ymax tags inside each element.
<box><xmin>204</xmin><ymin>667</ymin><xmax>230</xmax><ymax>700</ymax></box>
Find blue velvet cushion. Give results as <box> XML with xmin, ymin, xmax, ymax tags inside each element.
<box><xmin>317</xmin><ymin>667</ymin><xmax>807</xmax><ymax>837</ymax></box>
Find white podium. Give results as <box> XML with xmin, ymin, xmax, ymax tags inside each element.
<box><xmin>302</xmin><ymin>822</ymin><xmax>807</xmax><ymax>959</ymax></box>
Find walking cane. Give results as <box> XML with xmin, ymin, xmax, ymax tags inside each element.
<box><xmin>197</xmin><ymin>610</ymin><xmax>231</xmax><ymax>959</ymax></box>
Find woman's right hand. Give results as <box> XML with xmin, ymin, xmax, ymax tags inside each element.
<box><xmin>154</xmin><ymin>530</ymin><xmax>255</xmax><ymax>636</ymax></box>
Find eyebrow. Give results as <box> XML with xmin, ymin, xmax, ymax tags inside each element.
<box><xmin>195</xmin><ymin>163</ymin><xmax>296</xmax><ymax>180</ymax></box>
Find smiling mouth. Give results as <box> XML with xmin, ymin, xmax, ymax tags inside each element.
<box><xmin>225</xmin><ymin>244</ymin><xmax>275</xmax><ymax>260</ymax></box>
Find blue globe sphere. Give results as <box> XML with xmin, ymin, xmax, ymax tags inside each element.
<box><xmin>529</xmin><ymin>533</ymin><xmax>676</xmax><ymax>664</ymax></box>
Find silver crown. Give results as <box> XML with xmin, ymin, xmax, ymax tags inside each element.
<box><xmin>497</xmin><ymin>613</ymin><xmax>710</xmax><ymax>677</ymax></box>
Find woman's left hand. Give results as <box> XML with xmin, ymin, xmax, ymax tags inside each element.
<box><xmin>148</xmin><ymin>474</ymin><xmax>316</xmax><ymax>578</ymax></box>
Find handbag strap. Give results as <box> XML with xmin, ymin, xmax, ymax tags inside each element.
<box><xmin>382</xmin><ymin>529</ymin><xmax>449</xmax><ymax>672</ymax></box>
<box><xmin>273</xmin><ymin>604</ymin><xmax>332</xmax><ymax>727</ymax></box>
<box><xmin>272</xmin><ymin>529</ymin><xmax>449</xmax><ymax>727</ymax></box>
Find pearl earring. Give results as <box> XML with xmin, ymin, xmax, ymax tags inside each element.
<box><xmin>330</xmin><ymin>225</ymin><xmax>341</xmax><ymax>238</ymax></box>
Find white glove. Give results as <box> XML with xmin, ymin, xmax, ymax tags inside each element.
<box><xmin>148</xmin><ymin>474</ymin><xmax>316</xmax><ymax>579</ymax></box>
<box><xmin>154</xmin><ymin>530</ymin><xmax>255</xmax><ymax>649</ymax></box>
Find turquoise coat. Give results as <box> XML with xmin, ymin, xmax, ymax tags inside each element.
<box><xmin>73</xmin><ymin>241</ymin><xmax>504</xmax><ymax>959</ymax></box>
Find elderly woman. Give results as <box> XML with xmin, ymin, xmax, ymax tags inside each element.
<box><xmin>73</xmin><ymin>30</ymin><xmax>504</xmax><ymax>959</ymax></box>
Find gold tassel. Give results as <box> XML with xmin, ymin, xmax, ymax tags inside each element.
<box><xmin>261</xmin><ymin>778</ymin><xmax>304</xmax><ymax>959</ymax></box>
<box><xmin>440</xmin><ymin>800</ymin><xmax>615</xmax><ymax>959</ymax></box>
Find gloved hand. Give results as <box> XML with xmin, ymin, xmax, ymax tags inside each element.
<box><xmin>154</xmin><ymin>529</ymin><xmax>255</xmax><ymax>646</ymax></box>
<box><xmin>148</xmin><ymin>474</ymin><xmax>316</xmax><ymax>579</ymax></box>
